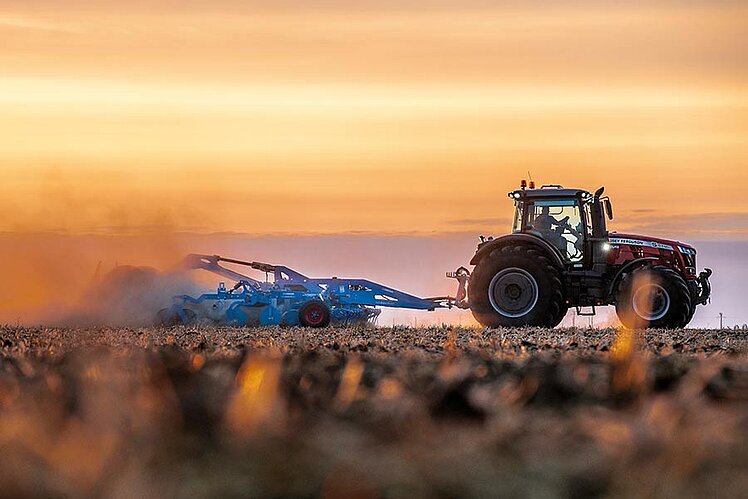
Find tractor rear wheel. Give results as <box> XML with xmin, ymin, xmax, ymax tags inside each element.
<box><xmin>298</xmin><ymin>300</ymin><xmax>331</xmax><ymax>328</ymax></box>
<box><xmin>552</xmin><ymin>304</ymin><xmax>570</xmax><ymax>328</ymax></box>
<box><xmin>615</xmin><ymin>266</ymin><xmax>692</xmax><ymax>329</ymax></box>
<box><xmin>468</xmin><ymin>244</ymin><xmax>565</xmax><ymax>328</ymax></box>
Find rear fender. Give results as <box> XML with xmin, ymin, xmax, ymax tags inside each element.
<box><xmin>470</xmin><ymin>234</ymin><xmax>565</xmax><ymax>268</ymax></box>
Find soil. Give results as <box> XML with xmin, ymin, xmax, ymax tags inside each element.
<box><xmin>0</xmin><ymin>325</ymin><xmax>746</xmax><ymax>498</ymax></box>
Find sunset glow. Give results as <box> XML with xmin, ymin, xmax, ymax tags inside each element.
<box><xmin>1</xmin><ymin>1</ymin><xmax>746</xmax><ymax>237</ymax></box>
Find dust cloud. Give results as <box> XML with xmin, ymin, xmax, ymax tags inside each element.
<box><xmin>0</xmin><ymin>233</ymin><xmax>196</xmax><ymax>327</ymax></box>
<box><xmin>62</xmin><ymin>265</ymin><xmax>199</xmax><ymax>327</ymax></box>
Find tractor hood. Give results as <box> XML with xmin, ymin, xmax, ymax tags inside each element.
<box><xmin>608</xmin><ymin>232</ymin><xmax>696</xmax><ymax>254</ymax></box>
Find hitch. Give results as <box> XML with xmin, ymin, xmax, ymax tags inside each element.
<box><xmin>697</xmin><ymin>268</ymin><xmax>712</xmax><ymax>305</ymax></box>
<box><xmin>446</xmin><ymin>266</ymin><xmax>470</xmax><ymax>309</ymax></box>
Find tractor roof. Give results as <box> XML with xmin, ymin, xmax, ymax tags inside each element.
<box><xmin>508</xmin><ymin>187</ymin><xmax>591</xmax><ymax>200</ymax></box>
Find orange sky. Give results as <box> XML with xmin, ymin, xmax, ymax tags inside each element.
<box><xmin>1</xmin><ymin>1</ymin><xmax>747</xmax><ymax>237</ymax></box>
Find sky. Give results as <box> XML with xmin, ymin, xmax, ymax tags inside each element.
<box><xmin>0</xmin><ymin>0</ymin><xmax>746</xmax><ymax>236</ymax></box>
<box><xmin>0</xmin><ymin>1</ymin><xmax>746</xmax><ymax>326</ymax></box>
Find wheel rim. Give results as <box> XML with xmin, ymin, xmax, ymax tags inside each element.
<box><xmin>488</xmin><ymin>268</ymin><xmax>539</xmax><ymax>318</ymax></box>
<box><xmin>632</xmin><ymin>283</ymin><xmax>670</xmax><ymax>321</ymax></box>
<box><xmin>303</xmin><ymin>303</ymin><xmax>326</xmax><ymax>326</ymax></box>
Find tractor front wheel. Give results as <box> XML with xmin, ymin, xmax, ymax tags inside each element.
<box><xmin>468</xmin><ymin>244</ymin><xmax>565</xmax><ymax>328</ymax></box>
<box><xmin>615</xmin><ymin>266</ymin><xmax>692</xmax><ymax>329</ymax></box>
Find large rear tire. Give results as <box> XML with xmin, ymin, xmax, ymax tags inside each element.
<box><xmin>615</xmin><ymin>266</ymin><xmax>692</xmax><ymax>329</ymax></box>
<box><xmin>468</xmin><ymin>244</ymin><xmax>565</xmax><ymax>328</ymax></box>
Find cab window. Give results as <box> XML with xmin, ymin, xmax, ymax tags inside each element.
<box><xmin>512</xmin><ymin>203</ymin><xmax>523</xmax><ymax>233</ymax></box>
<box><xmin>526</xmin><ymin>199</ymin><xmax>584</xmax><ymax>262</ymax></box>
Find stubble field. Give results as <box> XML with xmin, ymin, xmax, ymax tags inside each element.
<box><xmin>0</xmin><ymin>325</ymin><xmax>746</xmax><ymax>498</ymax></box>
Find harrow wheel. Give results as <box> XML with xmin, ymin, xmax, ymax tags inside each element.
<box><xmin>468</xmin><ymin>244</ymin><xmax>565</xmax><ymax>328</ymax></box>
<box><xmin>615</xmin><ymin>265</ymin><xmax>692</xmax><ymax>329</ymax></box>
<box><xmin>298</xmin><ymin>300</ymin><xmax>331</xmax><ymax>328</ymax></box>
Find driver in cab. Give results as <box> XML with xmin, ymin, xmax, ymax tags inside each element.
<box><xmin>529</xmin><ymin>206</ymin><xmax>582</xmax><ymax>256</ymax></box>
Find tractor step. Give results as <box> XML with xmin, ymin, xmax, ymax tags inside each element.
<box><xmin>575</xmin><ymin>306</ymin><xmax>597</xmax><ymax>316</ymax></box>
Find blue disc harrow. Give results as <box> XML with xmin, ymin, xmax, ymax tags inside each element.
<box><xmin>158</xmin><ymin>254</ymin><xmax>469</xmax><ymax>327</ymax></box>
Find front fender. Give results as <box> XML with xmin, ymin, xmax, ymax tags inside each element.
<box><xmin>607</xmin><ymin>257</ymin><xmax>658</xmax><ymax>298</ymax></box>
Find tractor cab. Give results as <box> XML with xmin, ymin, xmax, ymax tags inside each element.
<box><xmin>508</xmin><ymin>182</ymin><xmax>613</xmax><ymax>268</ymax></box>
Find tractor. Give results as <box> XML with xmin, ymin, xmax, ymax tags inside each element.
<box><xmin>463</xmin><ymin>181</ymin><xmax>712</xmax><ymax>329</ymax></box>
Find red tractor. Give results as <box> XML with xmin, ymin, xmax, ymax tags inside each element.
<box><xmin>465</xmin><ymin>182</ymin><xmax>712</xmax><ymax>329</ymax></box>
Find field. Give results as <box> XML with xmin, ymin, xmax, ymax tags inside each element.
<box><xmin>0</xmin><ymin>325</ymin><xmax>746</xmax><ymax>498</ymax></box>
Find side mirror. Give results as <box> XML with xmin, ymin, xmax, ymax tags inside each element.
<box><xmin>604</xmin><ymin>198</ymin><xmax>613</xmax><ymax>220</ymax></box>
<box><xmin>594</xmin><ymin>186</ymin><xmax>605</xmax><ymax>199</ymax></box>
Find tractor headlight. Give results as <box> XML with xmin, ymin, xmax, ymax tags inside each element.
<box><xmin>602</xmin><ymin>242</ymin><xmax>611</xmax><ymax>251</ymax></box>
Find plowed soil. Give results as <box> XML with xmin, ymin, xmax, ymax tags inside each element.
<box><xmin>0</xmin><ymin>326</ymin><xmax>746</xmax><ymax>498</ymax></box>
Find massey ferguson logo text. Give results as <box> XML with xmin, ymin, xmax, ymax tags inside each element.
<box><xmin>609</xmin><ymin>238</ymin><xmax>674</xmax><ymax>251</ymax></box>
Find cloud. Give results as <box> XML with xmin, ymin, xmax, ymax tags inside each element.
<box><xmin>8</xmin><ymin>1</ymin><xmax>747</xmax><ymax>12</ymax></box>
<box><xmin>2</xmin><ymin>1</ymin><xmax>747</xmax><ymax>87</ymax></box>
<box><xmin>446</xmin><ymin>217</ymin><xmax>512</xmax><ymax>227</ymax></box>
<box><xmin>0</xmin><ymin>15</ymin><xmax>79</xmax><ymax>32</ymax></box>
<box><xmin>619</xmin><ymin>212</ymin><xmax>748</xmax><ymax>238</ymax></box>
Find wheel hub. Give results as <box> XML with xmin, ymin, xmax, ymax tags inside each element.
<box><xmin>632</xmin><ymin>284</ymin><xmax>670</xmax><ymax>321</ymax></box>
<box><xmin>304</xmin><ymin>304</ymin><xmax>325</xmax><ymax>326</ymax></box>
<box><xmin>488</xmin><ymin>268</ymin><xmax>539</xmax><ymax>318</ymax></box>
